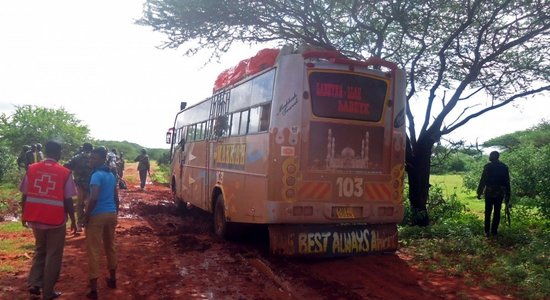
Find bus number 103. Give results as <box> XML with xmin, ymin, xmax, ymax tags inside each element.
<box><xmin>336</xmin><ymin>177</ymin><xmax>364</xmax><ymax>198</ymax></box>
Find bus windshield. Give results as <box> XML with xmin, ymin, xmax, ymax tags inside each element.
<box><xmin>309</xmin><ymin>72</ymin><xmax>388</xmax><ymax>122</ymax></box>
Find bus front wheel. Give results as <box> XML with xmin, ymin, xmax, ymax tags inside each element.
<box><xmin>214</xmin><ymin>195</ymin><xmax>237</xmax><ymax>239</ymax></box>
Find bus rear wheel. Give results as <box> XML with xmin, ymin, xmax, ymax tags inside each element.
<box><xmin>214</xmin><ymin>195</ymin><xmax>237</xmax><ymax>239</ymax></box>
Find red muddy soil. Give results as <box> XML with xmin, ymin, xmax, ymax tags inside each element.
<box><xmin>1</xmin><ymin>164</ymin><xmax>514</xmax><ymax>299</ymax></box>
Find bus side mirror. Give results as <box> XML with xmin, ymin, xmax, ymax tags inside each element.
<box><xmin>180</xmin><ymin>102</ymin><xmax>187</xmax><ymax>111</ymax></box>
<box><xmin>165</xmin><ymin>132</ymin><xmax>172</xmax><ymax>144</ymax></box>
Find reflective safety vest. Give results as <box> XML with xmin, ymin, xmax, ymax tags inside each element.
<box><xmin>23</xmin><ymin>160</ymin><xmax>71</xmax><ymax>226</ymax></box>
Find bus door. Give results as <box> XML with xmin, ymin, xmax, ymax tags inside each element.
<box><xmin>206</xmin><ymin>91</ymin><xmax>230</xmax><ymax>212</ymax></box>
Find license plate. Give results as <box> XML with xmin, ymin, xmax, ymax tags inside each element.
<box><xmin>335</xmin><ymin>207</ymin><xmax>355</xmax><ymax>219</ymax></box>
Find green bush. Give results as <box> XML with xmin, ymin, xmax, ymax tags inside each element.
<box><xmin>0</xmin><ymin>145</ymin><xmax>18</xmax><ymax>184</ymax></box>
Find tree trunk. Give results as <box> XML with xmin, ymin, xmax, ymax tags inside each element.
<box><xmin>406</xmin><ymin>138</ymin><xmax>434</xmax><ymax>226</ymax></box>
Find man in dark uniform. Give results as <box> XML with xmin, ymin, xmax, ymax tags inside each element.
<box><xmin>36</xmin><ymin>143</ymin><xmax>44</xmax><ymax>162</ymax></box>
<box><xmin>25</xmin><ymin>144</ymin><xmax>37</xmax><ymax>170</ymax></box>
<box><xmin>17</xmin><ymin>145</ymin><xmax>31</xmax><ymax>170</ymax></box>
<box><xmin>477</xmin><ymin>151</ymin><xmax>511</xmax><ymax>237</ymax></box>
<box><xmin>134</xmin><ymin>149</ymin><xmax>150</xmax><ymax>190</ymax></box>
<box><xmin>64</xmin><ymin>143</ymin><xmax>94</xmax><ymax>232</ymax></box>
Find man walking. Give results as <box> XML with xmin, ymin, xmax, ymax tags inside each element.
<box><xmin>134</xmin><ymin>148</ymin><xmax>150</xmax><ymax>190</ymax></box>
<box><xmin>83</xmin><ymin>147</ymin><xmax>118</xmax><ymax>299</ymax></box>
<box><xmin>20</xmin><ymin>140</ymin><xmax>77</xmax><ymax>299</ymax></box>
<box><xmin>64</xmin><ymin>142</ymin><xmax>94</xmax><ymax>232</ymax></box>
<box><xmin>477</xmin><ymin>151</ymin><xmax>511</xmax><ymax>237</ymax></box>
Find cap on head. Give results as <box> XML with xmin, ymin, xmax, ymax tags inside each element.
<box><xmin>45</xmin><ymin>141</ymin><xmax>62</xmax><ymax>158</ymax></box>
<box><xmin>489</xmin><ymin>151</ymin><xmax>500</xmax><ymax>162</ymax></box>
<box><xmin>82</xmin><ymin>143</ymin><xmax>93</xmax><ymax>152</ymax></box>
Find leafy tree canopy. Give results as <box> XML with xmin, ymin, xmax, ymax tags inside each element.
<box><xmin>139</xmin><ymin>0</ymin><xmax>550</xmax><ymax>224</ymax></box>
<box><xmin>0</xmin><ymin>105</ymin><xmax>90</xmax><ymax>160</ymax></box>
<box><xmin>95</xmin><ymin>140</ymin><xmax>168</xmax><ymax>162</ymax></box>
<box><xmin>484</xmin><ymin>120</ymin><xmax>550</xmax><ymax>150</ymax></box>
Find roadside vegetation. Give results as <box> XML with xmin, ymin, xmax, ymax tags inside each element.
<box><xmin>1</xmin><ymin>106</ymin><xmax>548</xmax><ymax>299</ymax></box>
<box><xmin>400</xmin><ymin>121</ymin><xmax>550</xmax><ymax>300</ymax></box>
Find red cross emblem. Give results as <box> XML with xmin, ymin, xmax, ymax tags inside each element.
<box><xmin>34</xmin><ymin>175</ymin><xmax>56</xmax><ymax>194</ymax></box>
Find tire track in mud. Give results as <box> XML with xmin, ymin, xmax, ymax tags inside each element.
<box><xmin>124</xmin><ymin>186</ymin><xmax>507</xmax><ymax>300</ymax></box>
<box><xmin>124</xmin><ymin>188</ymin><xmax>293</xmax><ymax>299</ymax></box>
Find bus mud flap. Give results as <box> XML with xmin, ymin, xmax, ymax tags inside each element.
<box><xmin>269</xmin><ymin>223</ymin><xmax>398</xmax><ymax>257</ymax></box>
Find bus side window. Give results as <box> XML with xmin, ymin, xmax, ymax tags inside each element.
<box><xmin>260</xmin><ymin>104</ymin><xmax>271</xmax><ymax>132</ymax></box>
<box><xmin>196</xmin><ymin>122</ymin><xmax>204</xmax><ymax>140</ymax></box>
<box><xmin>249</xmin><ymin>107</ymin><xmax>260</xmax><ymax>134</ymax></box>
<box><xmin>240</xmin><ymin>110</ymin><xmax>249</xmax><ymax>135</ymax></box>
<box><xmin>231</xmin><ymin>112</ymin><xmax>241</xmax><ymax>136</ymax></box>
<box><xmin>187</xmin><ymin>124</ymin><xmax>195</xmax><ymax>142</ymax></box>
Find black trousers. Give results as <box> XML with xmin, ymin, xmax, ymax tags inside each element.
<box><xmin>138</xmin><ymin>169</ymin><xmax>147</xmax><ymax>189</ymax></box>
<box><xmin>484</xmin><ymin>196</ymin><xmax>503</xmax><ymax>235</ymax></box>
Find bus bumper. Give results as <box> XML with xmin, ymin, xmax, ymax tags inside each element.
<box><xmin>269</xmin><ymin>223</ymin><xmax>398</xmax><ymax>257</ymax></box>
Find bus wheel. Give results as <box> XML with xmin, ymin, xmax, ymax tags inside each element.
<box><xmin>176</xmin><ymin>199</ymin><xmax>187</xmax><ymax>214</ymax></box>
<box><xmin>214</xmin><ymin>195</ymin><xmax>236</xmax><ymax>239</ymax></box>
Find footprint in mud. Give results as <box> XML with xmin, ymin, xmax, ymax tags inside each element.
<box><xmin>118</xmin><ymin>225</ymin><xmax>154</xmax><ymax>236</ymax></box>
<box><xmin>173</xmin><ymin>234</ymin><xmax>212</xmax><ymax>252</ymax></box>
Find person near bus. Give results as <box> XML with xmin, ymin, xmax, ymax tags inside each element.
<box><xmin>64</xmin><ymin>142</ymin><xmax>94</xmax><ymax>232</ymax></box>
<box><xmin>20</xmin><ymin>140</ymin><xmax>77</xmax><ymax>299</ymax></box>
<box><xmin>134</xmin><ymin>148</ymin><xmax>150</xmax><ymax>190</ymax></box>
<box><xmin>477</xmin><ymin>151</ymin><xmax>511</xmax><ymax>237</ymax></box>
<box><xmin>83</xmin><ymin>146</ymin><xmax>119</xmax><ymax>299</ymax></box>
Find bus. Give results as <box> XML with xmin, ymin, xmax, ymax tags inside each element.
<box><xmin>166</xmin><ymin>45</ymin><xmax>407</xmax><ymax>256</ymax></box>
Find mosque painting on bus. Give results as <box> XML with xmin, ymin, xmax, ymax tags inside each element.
<box><xmin>308</xmin><ymin>122</ymin><xmax>384</xmax><ymax>171</ymax></box>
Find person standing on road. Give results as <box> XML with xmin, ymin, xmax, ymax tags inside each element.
<box><xmin>477</xmin><ymin>151</ymin><xmax>511</xmax><ymax>237</ymax></box>
<box><xmin>64</xmin><ymin>143</ymin><xmax>94</xmax><ymax>232</ymax></box>
<box><xmin>134</xmin><ymin>148</ymin><xmax>150</xmax><ymax>190</ymax></box>
<box><xmin>116</xmin><ymin>152</ymin><xmax>125</xmax><ymax>179</ymax></box>
<box><xmin>20</xmin><ymin>140</ymin><xmax>77</xmax><ymax>300</ymax></box>
<box><xmin>83</xmin><ymin>146</ymin><xmax>119</xmax><ymax>299</ymax></box>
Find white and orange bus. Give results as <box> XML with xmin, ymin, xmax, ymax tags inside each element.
<box><xmin>166</xmin><ymin>46</ymin><xmax>407</xmax><ymax>256</ymax></box>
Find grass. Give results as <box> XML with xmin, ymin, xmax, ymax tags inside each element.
<box><xmin>0</xmin><ymin>221</ymin><xmax>34</xmax><ymax>273</ymax></box>
<box><xmin>0</xmin><ymin>183</ymin><xmax>19</xmax><ymax>218</ymax></box>
<box><xmin>402</xmin><ymin>173</ymin><xmax>550</xmax><ymax>300</ymax></box>
<box><xmin>430</xmin><ymin>174</ymin><xmax>484</xmax><ymax>216</ymax></box>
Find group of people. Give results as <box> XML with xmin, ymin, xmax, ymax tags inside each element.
<box><xmin>19</xmin><ymin>141</ymin><xmax>149</xmax><ymax>299</ymax></box>
<box><xmin>16</xmin><ymin>143</ymin><xmax>45</xmax><ymax>170</ymax></box>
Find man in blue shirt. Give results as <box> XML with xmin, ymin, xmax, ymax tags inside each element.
<box><xmin>83</xmin><ymin>146</ymin><xmax>118</xmax><ymax>299</ymax></box>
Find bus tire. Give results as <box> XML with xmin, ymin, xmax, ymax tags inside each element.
<box><xmin>214</xmin><ymin>195</ymin><xmax>237</xmax><ymax>239</ymax></box>
<box><xmin>176</xmin><ymin>199</ymin><xmax>187</xmax><ymax>214</ymax></box>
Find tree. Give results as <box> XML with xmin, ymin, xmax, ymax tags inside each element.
<box><xmin>139</xmin><ymin>0</ymin><xmax>550</xmax><ymax>225</ymax></box>
<box><xmin>0</xmin><ymin>105</ymin><xmax>91</xmax><ymax>160</ymax></box>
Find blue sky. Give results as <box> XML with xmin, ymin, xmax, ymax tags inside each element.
<box><xmin>0</xmin><ymin>0</ymin><xmax>547</xmax><ymax>149</ymax></box>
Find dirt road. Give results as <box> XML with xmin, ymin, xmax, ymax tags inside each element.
<box><xmin>0</xmin><ymin>165</ymin><xmax>512</xmax><ymax>299</ymax></box>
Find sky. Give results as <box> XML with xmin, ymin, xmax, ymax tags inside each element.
<box><xmin>0</xmin><ymin>0</ymin><xmax>548</xmax><ymax>149</ymax></box>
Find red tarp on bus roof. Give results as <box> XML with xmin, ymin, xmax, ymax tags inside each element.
<box><xmin>213</xmin><ymin>48</ymin><xmax>279</xmax><ymax>92</ymax></box>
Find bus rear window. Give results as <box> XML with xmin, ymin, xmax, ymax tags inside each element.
<box><xmin>309</xmin><ymin>72</ymin><xmax>388</xmax><ymax>122</ymax></box>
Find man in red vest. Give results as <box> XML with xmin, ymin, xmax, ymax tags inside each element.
<box><xmin>20</xmin><ymin>140</ymin><xmax>77</xmax><ymax>300</ymax></box>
